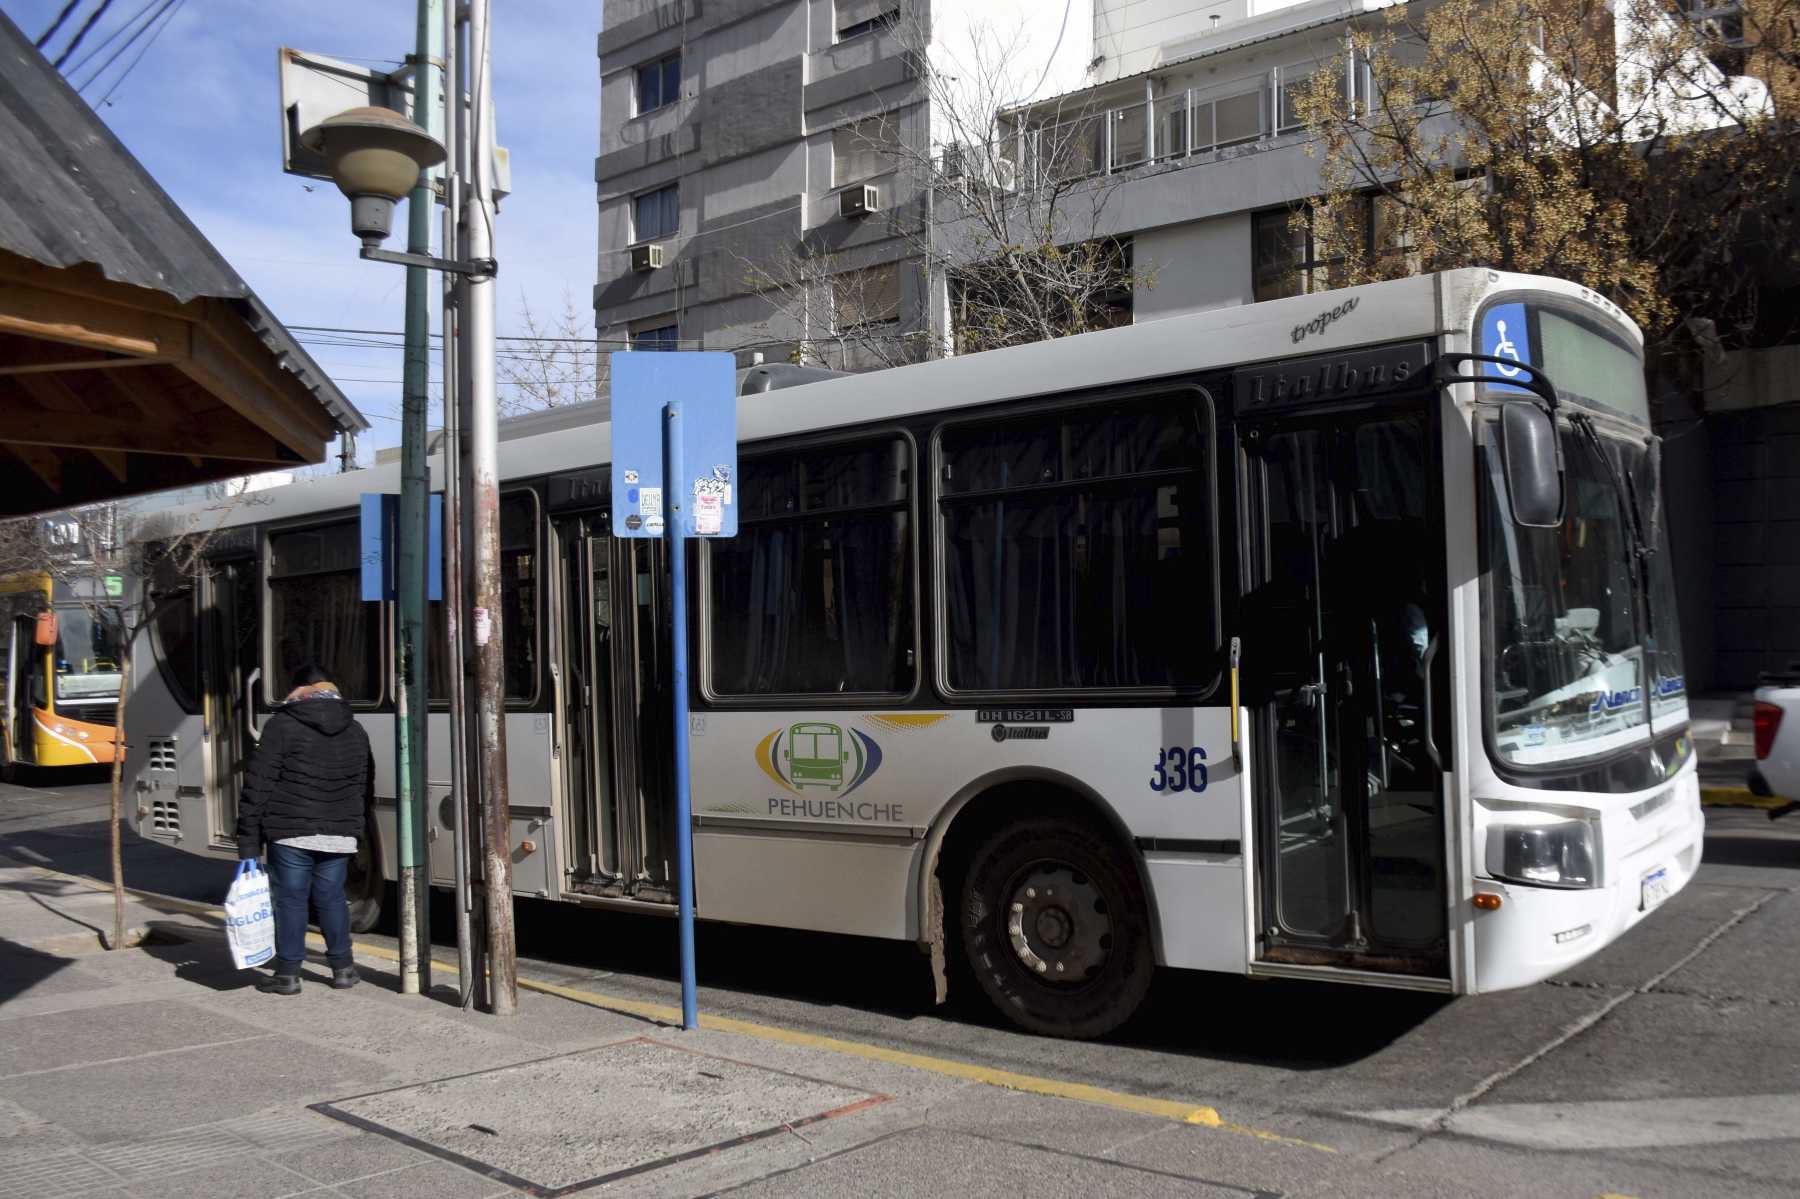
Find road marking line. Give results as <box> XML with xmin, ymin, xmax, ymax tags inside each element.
<box><xmin>2</xmin><ymin>858</ymin><xmax>1330</xmax><ymax>1152</ymax></box>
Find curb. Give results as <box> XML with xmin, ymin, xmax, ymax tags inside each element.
<box><xmin>1700</xmin><ymin>786</ymin><xmax>1787</xmax><ymax>811</ymax></box>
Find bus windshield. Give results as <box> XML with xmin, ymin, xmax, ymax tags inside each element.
<box><xmin>1481</xmin><ymin>426</ymin><xmax>1669</xmax><ymax>766</ymax></box>
<box><xmin>53</xmin><ymin>606</ymin><xmax>125</xmax><ymax>701</ymax></box>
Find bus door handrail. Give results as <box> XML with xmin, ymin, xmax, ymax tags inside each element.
<box><xmin>1421</xmin><ymin>634</ymin><xmax>1443</xmax><ymax>772</ymax></box>
<box><xmin>244</xmin><ymin>667</ymin><xmax>260</xmax><ymax>743</ymax></box>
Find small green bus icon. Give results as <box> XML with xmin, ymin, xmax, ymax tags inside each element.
<box><xmin>784</xmin><ymin>722</ymin><xmax>850</xmax><ymax>790</ymax></box>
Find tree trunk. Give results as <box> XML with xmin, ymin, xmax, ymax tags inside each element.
<box><xmin>108</xmin><ymin>652</ymin><xmax>130</xmax><ymax>950</ymax></box>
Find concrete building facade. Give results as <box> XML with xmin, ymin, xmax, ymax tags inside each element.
<box><xmin>593</xmin><ymin>1</ymin><xmax>1095</xmax><ymax>372</ymax></box>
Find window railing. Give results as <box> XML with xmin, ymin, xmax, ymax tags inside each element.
<box><xmin>1010</xmin><ymin>58</ymin><xmax>1360</xmax><ymax>190</ymax></box>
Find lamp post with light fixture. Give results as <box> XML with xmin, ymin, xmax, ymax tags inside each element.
<box><xmin>298</xmin><ymin>0</ymin><xmax>516</xmax><ymax>1016</ymax></box>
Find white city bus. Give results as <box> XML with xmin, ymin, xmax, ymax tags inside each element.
<box><xmin>125</xmin><ymin>269</ymin><xmax>1700</xmax><ymax>1037</ymax></box>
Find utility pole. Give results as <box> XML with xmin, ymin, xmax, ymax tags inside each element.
<box><xmin>440</xmin><ymin>0</ymin><xmax>479</xmax><ymax>1011</ymax></box>
<box><xmin>466</xmin><ymin>0</ymin><xmax>517</xmax><ymax>1015</ymax></box>
<box><xmin>394</xmin><ymin>0</ymin><xmax>444</xmax><ymax>998</ymax></box>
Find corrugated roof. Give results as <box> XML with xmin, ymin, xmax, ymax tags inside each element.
<box><xmin>0</xmin><ymin>11</ymin><xmax>365</xmax><ymax>432</ymax></box>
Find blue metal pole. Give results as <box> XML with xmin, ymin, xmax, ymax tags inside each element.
<box><xmin>665</xmin><ymin>401</ymin><xmax>699</xmax><ymax>1030</ymax></box>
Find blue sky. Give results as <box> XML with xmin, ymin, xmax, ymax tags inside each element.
<box><xmin>3</xmin><ymin>0</ymin><xmax>601</xmax><ymax>456</ymax></box>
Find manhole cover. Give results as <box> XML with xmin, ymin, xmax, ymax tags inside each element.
<box><xmin>310</xmin><ymin>1037</ymin><xmax>886</xmax><ymax>1196</ymax></box>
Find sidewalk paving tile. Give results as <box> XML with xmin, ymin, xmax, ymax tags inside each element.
<box><xmin>0</xmin><ymin>1037</ymin><xmax>383</xmax><ymax>1141</ymax></box>
<box><xmin>317</xmin><ymin>1037</ymin><xmax>881</xmax><ymax>1194</ymax></box>
<box><xmin>333</xmin><ymin>1160</ymin><xmax>518</xmax><ymax>1199</ymax></box>
<box><xmin>119</xmin><ymin>1157</ymin><xmax>324</xmax><ymax>1199</ymax></box>
<box><xmin>0</xmin><ymin>1147</ymin><xmax>122</xmax><ymax>1198</ymax></box>
<box><xmin>0</xmin><ymin>998</ymin><xmax>268</xmax><ymax>1077</ymax></box>
<box><xmin>715</xmin><ymin>1126</ymin><xmax>1254</xmax><ymax>1198</ymax></box>
<box><xmin>268</xmin><ymin>1131</ymin><xmax>436</xmax><ymax>1186</ymax></box>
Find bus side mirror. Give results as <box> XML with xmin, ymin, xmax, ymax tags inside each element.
<box><xmin>1500</xmin><ymin>402</ymin><xmax>1564</xmax><ymax>529</ymax></box>
<box><xmin>33</xmin><ymin>611</ymin><xmax>56</xmax><ymax>647</ymax></box>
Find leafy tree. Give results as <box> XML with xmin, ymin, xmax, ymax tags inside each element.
<box><xmin>1291</xmin><ymin>0</ymin><xmax>1800</xmax><ymax>361</ymax></box>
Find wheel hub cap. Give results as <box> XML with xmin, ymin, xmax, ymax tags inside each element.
<box><xmin>1006</xmin><ymin>864</ymin><xmax>1111</xmax><ymax>984</ymax></box>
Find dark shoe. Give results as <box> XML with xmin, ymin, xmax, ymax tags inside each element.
<box><xmin>331</xmin><ymin>966</ymin><xmax>360</xmax><ymax>990</ymax></box>
<box><xmin>256</xmin><ymin>972</ymin><xmax>301</xmax><ymax>996</ymax></box>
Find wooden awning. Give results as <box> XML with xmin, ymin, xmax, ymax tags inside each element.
<box><xmin>0</xmin><ymin>252</ymin><xmax>359</xmax><ymax>514</ymax></box>
<box><xmin>0</xmin><ymin>12</ymin><xmax>364</xmax><ymax>517</ymax></box>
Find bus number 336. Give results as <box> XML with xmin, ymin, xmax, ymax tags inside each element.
<box><xmin>1150</xmin><ymin>746</ymin><xmax>1208</xmax><ymax>793</ymax></box>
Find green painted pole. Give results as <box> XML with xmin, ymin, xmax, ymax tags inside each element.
<box><xmin>396</xmin><ymin>0</ymin><xmax>444</xmax><ymax>996</ymax></box>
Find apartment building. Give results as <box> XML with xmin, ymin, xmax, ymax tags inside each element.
<box><xmin>593</xmin><ymin>1</ymin><xmax>1090</xmax><ymax>371</ymax></box>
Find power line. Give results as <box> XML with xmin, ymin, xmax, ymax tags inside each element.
<box><xmin>62</xmin><ymin>0</ymin><xmax>159</xmax><ymax>82</ymax></box>
<box><xmin>35</xmin><ymin>0</ymin><xmax>83</xmax><ymax>49</ymax></box>
<box><xmin>51</xmin><ymin>0</ymin><xmax>114</xmax><ymax>68</ymax></box>
<box><xmin>95</xmin><ymin>0</ymin><xmax>184</xmax><ymax>106</ymax></box>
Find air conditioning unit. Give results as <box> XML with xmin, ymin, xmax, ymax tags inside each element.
<box><xmin>940</xmin><ymin>142</ymin><xmax>968</xmax><ymax>180</ymax></box>
<box><xmin>990</xmin><ymin>158</ymin><xmax>1017</xmax><ymax>193</ymax></box>
<box><xmin>839</xmin><ymin>183</ymin><xmax>880</xmax><ymax>219</ymax></box>
<box><xmin>631</xmin><ymin>243</ymin><xmax>664</xmax><ymax>272</ymax></box>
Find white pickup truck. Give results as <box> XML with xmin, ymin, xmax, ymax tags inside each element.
<box><xmin>1751</xmin><ymin>670</ymin><xmax>1800</xmax><ymax>812</ymax></box>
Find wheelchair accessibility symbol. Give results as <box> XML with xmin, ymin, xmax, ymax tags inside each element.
<box><xmin>1492</xmin><ymin>319</ymin><xmax>1523</xmax><ymax>376</ymax></box>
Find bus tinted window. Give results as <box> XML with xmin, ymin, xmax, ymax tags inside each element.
<box><xmin>501</xmin><ymin>493</ymin><xmax>540</xmax><ymax>700</ymax></box>
<box><xmin>708</xmin><ymin>437</ymin><xmax>914</xmax><ymax>696</ymax></box>
<box><xmin>428</xmin><ymin>491</ymin><xmax>539</xmax><ymax>702</ymax></box>
<box><xmin>940</xmin><ymin>394</ymin><xmax>1215</xmax><ymax>691</ymax></box>
<box><xmin>269</xmin><ymin>520</ymin><xmax>382</xmax><ymax>702</ymax></box>
<box><xmin>148</xmin><ymin>556</ymin><xmax>199</xmax><ymax>713</ymax></box>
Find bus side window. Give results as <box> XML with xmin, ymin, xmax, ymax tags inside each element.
<box><xmin>268</xmin><ymin>520</ymin><xmax>384</xmax><ymax>703</ymax></box>
<box><xmin>707</xmin><ymin>436</ymin><xmax>916</xmax><ymax>698</ymax></box>
<box><xmin>938</xmin><ymin>392</ymin><xmax>1218</xmax><ymax>693</ymax></box>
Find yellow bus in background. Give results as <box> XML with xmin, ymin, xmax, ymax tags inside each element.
<box><xmin>0</xmin><ymin>572</ymin><xmax>123</xmax><ymax>777</ymax></box>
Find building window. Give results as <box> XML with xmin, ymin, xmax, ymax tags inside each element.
<box><xmin>707</xmin><ymin>436</ymin><xmax>915</xmax><ymax>696</ymax></box>
<box><xmin>631</xmin><ymin>324</ymin><xmax>680</xmax><ymax>351</ymax></box>
<box><xmin>938</xmin><ymin>393</ymin><xmax>1217</xmax><ymax>692</ymax></box>
<box><xmin>835</xmin><ymin>1</ymin><xmax>898</xmax><ymax>41</ymax></box>
<box><xmin>1252</xmin><ymin>198</ymin><xmax>1413</xmax><ymax>301</ymax></box>
<box><xmin>635</xmin><ymin>53</ymin><xmax>681</xmax><ymax>115</ymax></box>
<box><xmin>268</xmin><ymin>519</ymin><xmax>382</xmax><ymax>703</ymax></box>
<box><xmin>633</xmin><ymin>184</ymin><xmax>679</xmax><ymax>243</ymax></box>
<box><xmin>832</xmin><ymin>263</ymin><xmax>900</xmax><ymax>332</ymax></box>
<box><xmin>832</xmin><ymin>117</ymin><xmax>894</xmax><ymax>186</ymax></box>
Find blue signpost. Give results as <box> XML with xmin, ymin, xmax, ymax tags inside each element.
<box><xmin>610</xmin><ymin>351</ymin><xmax>737</xmax><ymax>1031</ymax></box>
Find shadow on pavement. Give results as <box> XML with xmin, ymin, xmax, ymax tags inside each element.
<box><xmin>0</xmin><ymin>936</ymin><xmax>80</xmax><ymax>1003</ymax></box>
<box><xmin>427</xmin><ymin>890</ymin><xmax>1445</xmax><ymax>1069</ymax></box>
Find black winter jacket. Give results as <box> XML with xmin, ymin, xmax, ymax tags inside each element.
<box><xmin>234</xmin><ymin>693</ymin><xmax>373</xmax><ymax>859</ymax></box>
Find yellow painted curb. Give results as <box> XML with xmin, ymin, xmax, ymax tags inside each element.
<box><xmin>1700</xmin><ymin>786</ymin><xmax>1786</xmax><ymax>811</ymax></box>
<box><xmin>336</xmin><ymin>939</ymin><xmax>1331</xmax><ymax>1151</ymax></box>
<box><xmin>6</xmin><ymin>856</ymin><xmax>1330</xmax><ymax>1153</ymax></box>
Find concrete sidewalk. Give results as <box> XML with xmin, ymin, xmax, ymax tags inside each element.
<box><xmin>0</xmin><ymin>856</ymin><xmax>1357</xmax><ymax>1199</ymax></box>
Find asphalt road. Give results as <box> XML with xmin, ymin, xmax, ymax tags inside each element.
<box><xmin>4</xmin><ymin>769</ymin><xmax>1798</xmax><ymax>1198</ymax></box>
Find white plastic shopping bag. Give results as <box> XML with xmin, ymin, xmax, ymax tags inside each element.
<box><xmin>224</xmin><ymin>860</ymin><xmax>275</xmax><ymax>969</ymax></box>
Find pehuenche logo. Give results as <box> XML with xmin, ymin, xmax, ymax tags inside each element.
<box><xmin>755</xmin><ymin>721</ymin><xmax>882</xmax><ymax>795</ymax></box>
<box><xmin>1292</xmin><ymin>295</ymin><xmax>1359</xmax><ymax>344</ymax></box>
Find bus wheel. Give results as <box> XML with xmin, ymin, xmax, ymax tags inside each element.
<box><xmin>959</xmin><ymin>815</ymin><xmax>1153</xmax><ymax>1039</ymax></box>
<box><xmin>345</xmin><ymin>835</ymin><xmax>383</xmax><ymax>934</ymax></box>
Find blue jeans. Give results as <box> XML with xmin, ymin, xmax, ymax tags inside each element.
<box><xmin>266</xmin><ymin>842</ymin><xmax>353</xmax><ymax>973</ymax></box>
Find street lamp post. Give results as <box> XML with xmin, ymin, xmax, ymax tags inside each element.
<box><xmin>298</xmin><ymin>0</ymin><xmax>515</xmax><ymax>1013</ymax></box>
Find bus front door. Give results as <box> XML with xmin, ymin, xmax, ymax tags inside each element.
<box><xmin>552</xmin><ymin>516</ymin><xmax>674</xmax><ymax>904</ymax></box>
<box><xmin>202</xmin><ymin>559</ymin><xmax>261</xmax><ymax>845</ymax></box>
<box><xmin>1241</xmin><ymin>410</ymin><xmax>1449</xmax><ymax>977</ymax></box>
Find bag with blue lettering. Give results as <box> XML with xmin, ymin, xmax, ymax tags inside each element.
<box><xmin>224</xmin><ymin>861</ymin><xmax>275</xmax><ymax>969</ymax></box>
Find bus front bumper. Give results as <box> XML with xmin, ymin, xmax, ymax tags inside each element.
<box><xmin>1469</xmin><ymin>775</ymin><xmax>1705</xmax><ymax>993</ymax></box>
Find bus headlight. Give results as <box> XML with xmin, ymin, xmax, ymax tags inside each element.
<box><xmin>1486</xmin><ymin>818</ymin><xmax>1600</xmax><ymax>889</ymax></box>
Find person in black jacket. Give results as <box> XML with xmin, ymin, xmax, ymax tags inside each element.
<box><xmin>236</xmin><ymin>661</ymin><xmax>373</xmax><ymax>995</ymax></box>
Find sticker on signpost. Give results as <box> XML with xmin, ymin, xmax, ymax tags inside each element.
<box><xmin>640</xmin><ymin>487</ymin><xmax>662</xmax><ymax>519</ymax></box>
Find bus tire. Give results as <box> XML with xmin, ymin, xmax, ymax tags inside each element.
<box><xmin>959</xmin><ymin>814</ymin><xmax>1153</xmax><ymax>1039</ymax></box>
<box><xmin>346</xmin><ymin>832</ymin><xmax>384</xmax><ymax>934</ymax></box>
